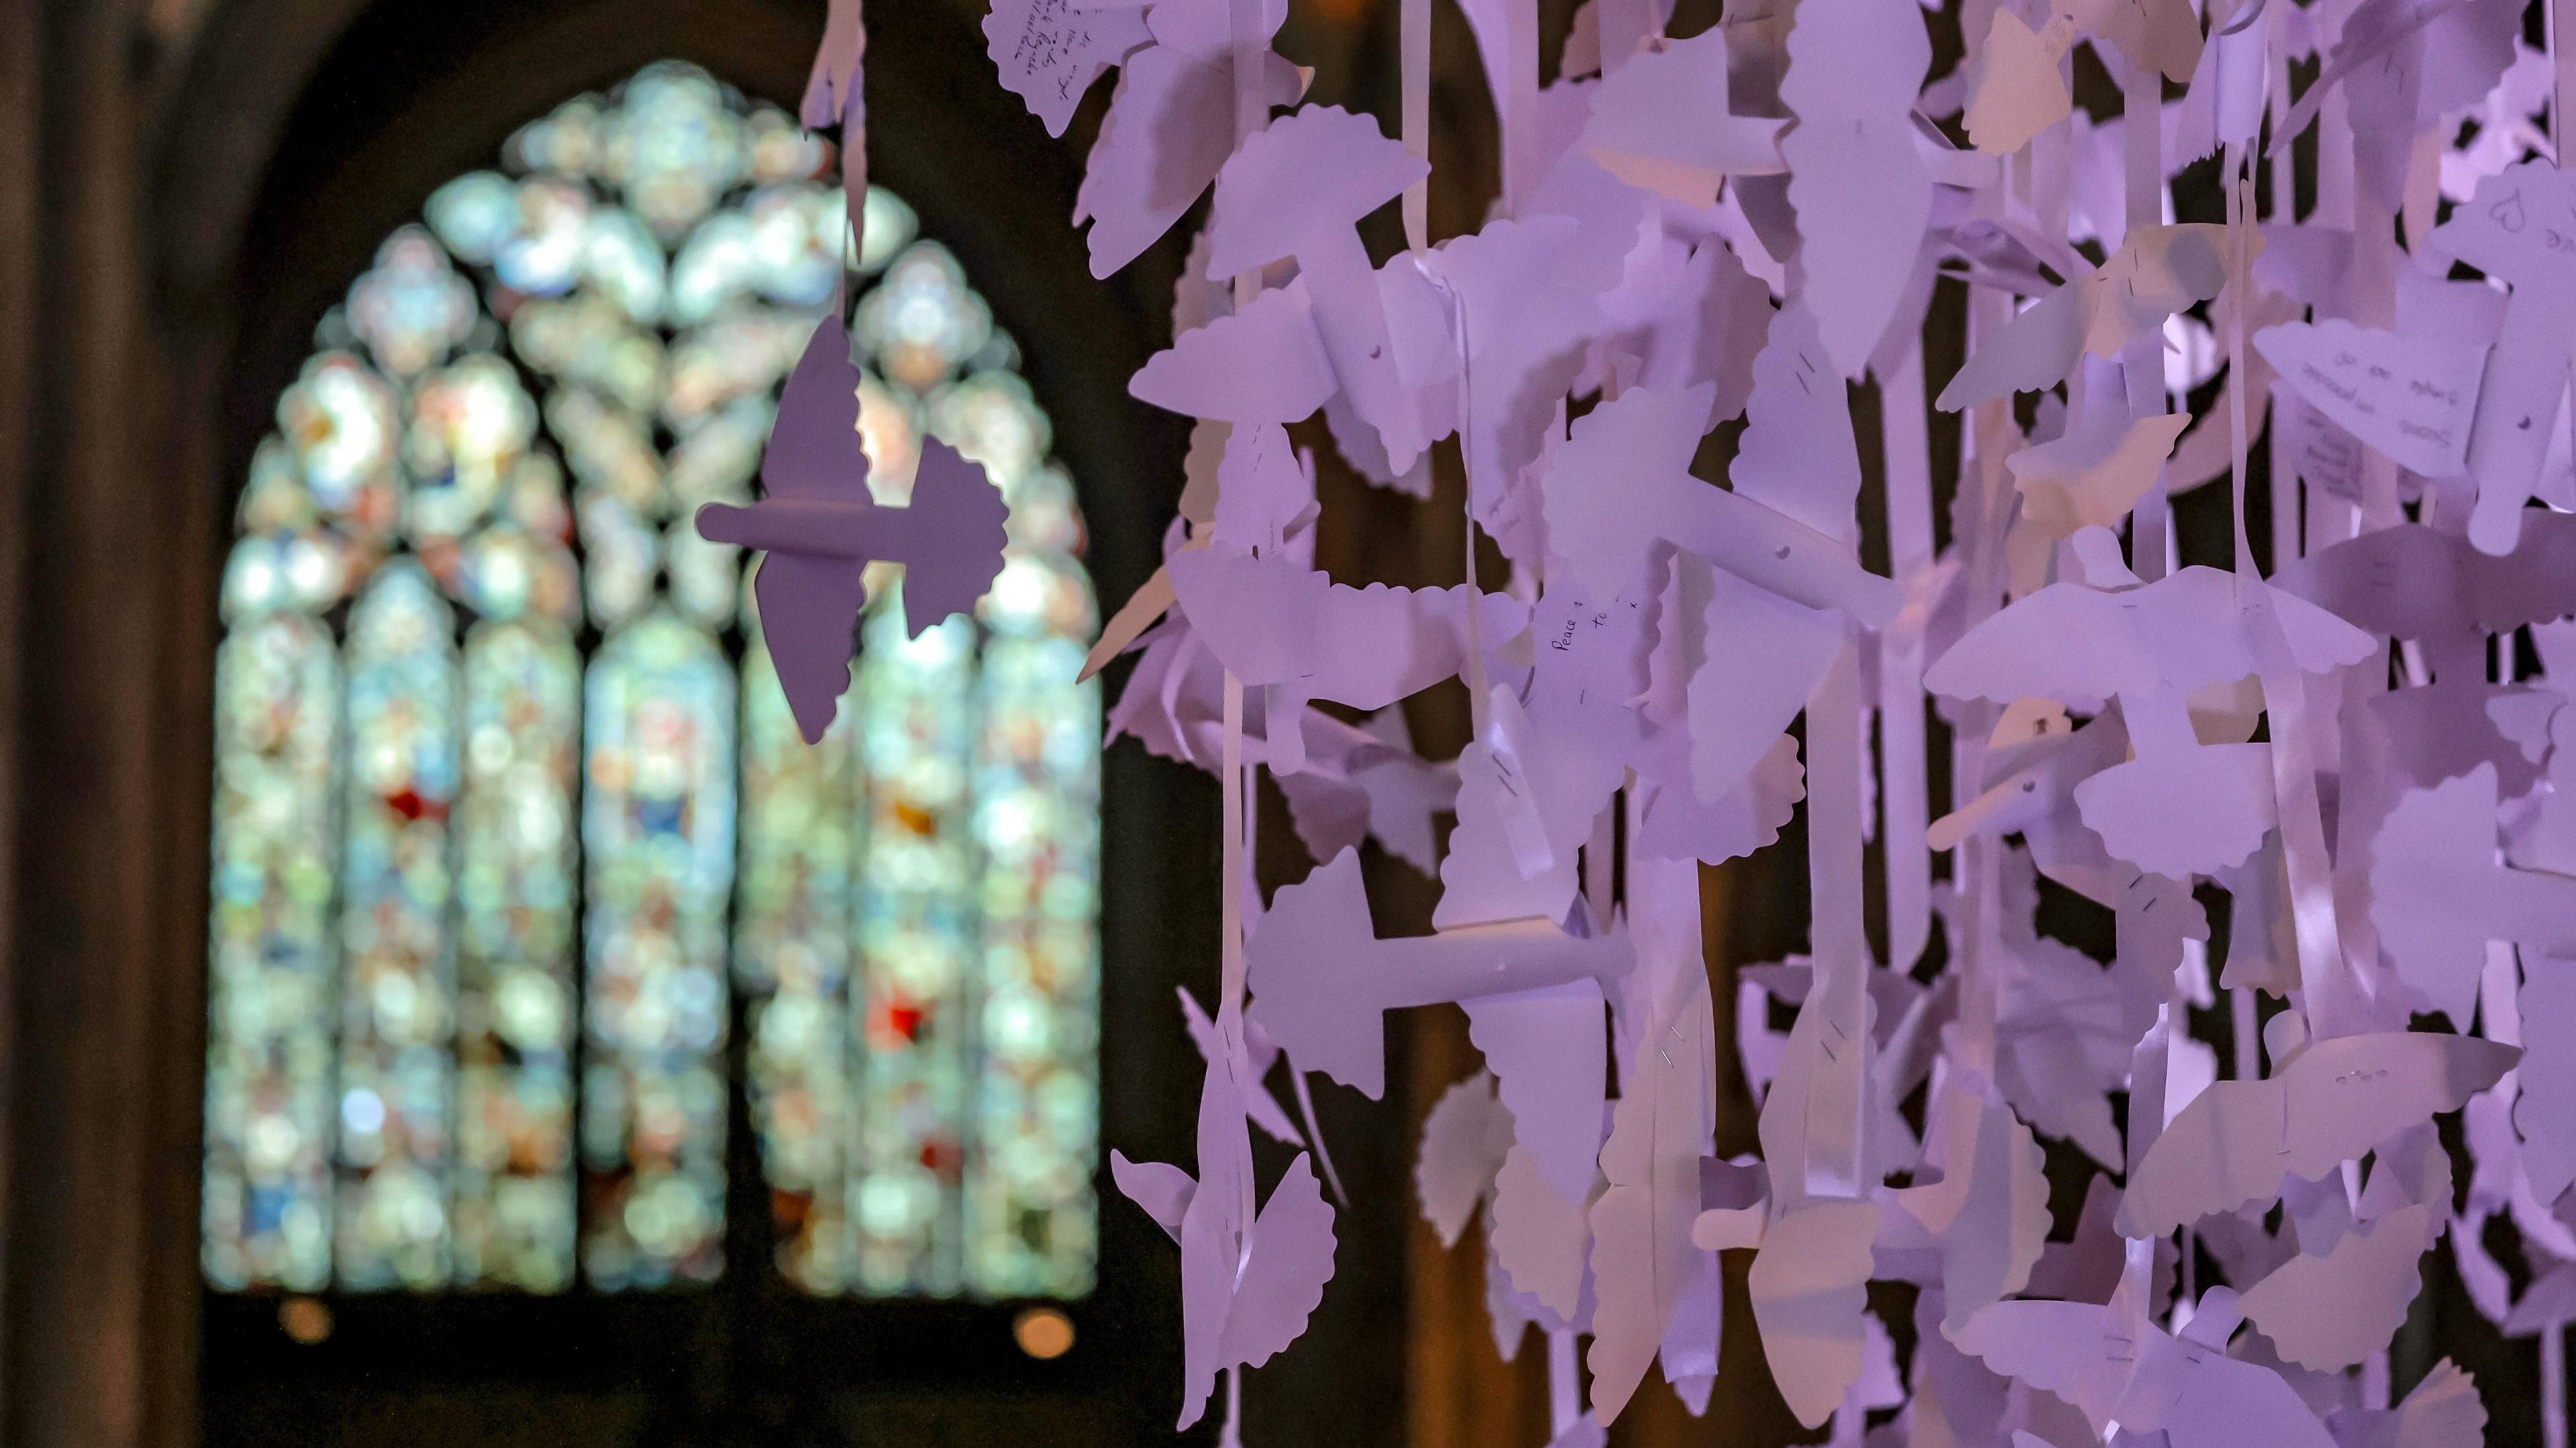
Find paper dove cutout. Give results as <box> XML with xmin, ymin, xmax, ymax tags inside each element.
<box><xmin>1177</xmin><ymin>986</ymin><xmax>1301</xmax><ymax>1146</ymax></box>
<box><xmin>2118</xmin><ymin>1031</ymin><xmax>2518</xmax><ymax>1237</ymax></box>
<box><xmin>1246</xmin><ymin>848</ymin><xmax>1631</xmax><ymax>1173</ymax></box>
<box><xmin>1427</xmin><ymin>216</ymin><xmax>1602</xmax><ymax>545</ymax></box>
<box><xmin>2281</xmin><ymin>512</ymin><xmax>2576</xmax><ymax>645</ymax></box>
<box><xmin>1995</xmin><ymin>901</ymin><xmax>2163</xmax><ymax>1168</ymax></box>
<box><xmin>1584</xmin><ymin>977</ymin><xmax>1717</xmax><ymax>1422</ymax></box>
<box><xmin>2255</xmin><ymin>319</ymin><xmax>2487</xmax><ymax>480</ymax></box>
<box><xmin>1686</xmin><ymin>569</ymin><xmax>1843</xmax><ymax>805</ymax></box>
<box><xmin>1578</xmin><ymin>27</ymin><xmax>1784</xmax><ymax>207</ymax></box>
<box><xmin>1892</xmin><ymin>1082</ymin><xmax>2051</xmax><ymax>1331</ymax></box>
<box><xmin>983</xmin><ymin>0</ymin><xmax>1152</xmax><ymax>137</ymax></box>
<box><xmin>1953</xmin><ymin>1287</ymin><xmax>2337</xmax><ymax>1448</ymax></box>
<box><xmin>696</xmin><ymin>315</ymin><xmax>1008</xmax><ymax>743</ymax></box>
<box><xmin>1435</xmin><ymin>685</ymin><xmax>1606</xmax><ymax>931</ymax></box>
<box><xmin>1166</xmin><ymin>545</ymin><xmax>1525</xmax><ymax>720</ymax></box>
<box><xmin>2372</xmin><ymin>763</ymin><xmax>2576</xmax><ymax>1005</ymax></box>
<box><xmin>1130</xmin><ymin>277</ymin><xmax>1338</xmax><ymax>425</ymax></box>
<box><xmin>2514</xmin><ymin>959</ymin><xmax>2576</xmax><ymax>1208</ymax></box>
<box><xmin>1780</xmin><ymin>0</ymin><xmax>1933</xmax><ymax>376</ymax></box>
<box><xmin>2237</xmin><ymin>1202</ymin><xmax>2434</xmax><ymax>1372</ymax></box>
<box><xmin>1204</xmin><ymin>106</ymin><xmax>1434</xmax><ymax>472</ymax></box>
<box><xmin>1416</xmin><ymin>1070</ymin><xmax>1515</xmax><ymax>1248</ymax></box>
<box><xmin>1466</xmin><ymin>977</ymin><xmax>1617</xmax><ymax>1206</ymax></box>
<box><xmin>1927</xmin><ymin>567</ymin><xmax>2376</xmax><ymax>877</ymax></box>
<box><xmin>2426</xmin><ymin>160</ymin><xmax>2576</xmax><ymax>553</ymax></box>
<box><xmin>1733</xmin><ymin>302</ymin><xmax>1864</xmax><ymax>543</ymax></box>
<box><xmin>2006</xmin><ymin>408</ymin><xmax>2193</xmax><ymax>537</ymax></box>
<box><xmin>1073</xmin><ymin>0</ymin><xmax>1305</xmax><ymax>277</ymax></box>
<box><xmin>1112</xmin><ymin>1003</ymin><xmax>1337</xmax><ymax>1430</ymax></box>
<box><xmin>2062</xmin><ymin>0</ymin><xmax>2202</xmax><ymax>83</ymax></box>
<box><xmin>1540</xmin><ymin>385</ymin><xmax>1901</xmax><ymax>626</ymax></box>
<box><xmin>1490</xmin><ymin>1144</ymin><xmax>1591</xmax><ymax>1321</ymax></box>
<box><xmin>1106</xmin><ymin>617</ymin><xmax>1460</xmax><ymax>871</ymax></box>
<box><xmin>1112</xmin><ymin>1145</ymin><xmax>1338</xmax><ymax>1427</ymax></box>
<box><xmin>1748</xmin><ymin>1201</ymin><xmax>1881</xmax><ymax>1427</ymax></box>
<box><xmin>804</xmin><ymin>0</ymin><xmax>867</xmax><ymax>246</ymax></box>
<box><xmin>804</xmin><ymin>0</ymin><xmax>864</xmax><ymax>132</ymax></box>
<box><xmin>2326</xmin><ymin>1358</ymin><xmax>2487</xmax><ymax>1448</ymax></box>
<box><xmin>1964</xmin><ymin>11</ymin><xmax>2073</xmax><ymax>156</ymax></box>
<box><xmin>1937</xmin><ymin>225</ymin><xmax>2243</xmax><ymax>412</ymax></box>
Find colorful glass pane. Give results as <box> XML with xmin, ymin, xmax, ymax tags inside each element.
<box><xmin>965</xmin><ymin>624</ymin><xmax>1100</xmax><ymax>1296</ymax></box>
<box><xmin>855</xmin><ymin>243</ymin><xmax>993</xmax><ymax>394</ymax></box>
<box><xmin>277</xmin><ymin>351</ymin><xmax>403</xmax><ymax>539</ymax></box>
<box><xmin>335</xmin><ymin>562</ymin><xmax>462</xmax><ymax>1290</ymax></box>
<box><xmin>580</xmin><ymin>611</ymin><xmax>734</xmax><ymax>1289</ymax></box>
<box><xmin>454</xmin><ymin>618</ymin><xmax>582</xmax><ymax>1289</ymax></box>
<box><xmin>205</xmin><ymin>60</ymin><xmax>1101</xmax><ymax>1303</ymax></box>
<box><xmin>203</xmin><ymin>611</ymin><xmax>341</xmax><ymax>1291</ymax></box>
<box><xmin>347</xmin><ymin>228</ymin><xmax>480</xmax><ymax>379</ymax></box>
<box><xmin>847</xmin><ymin>606</ymin><xmax>983</xmax><ymax>1294</ymax></box>
<box><xmin>404</xmin><ymin>352</ymin><xmax>539</xmax><ymax>542</ymax></box>
<box><xmin>735</xmin><ymin>625</ymin><xmax>858</xmax><ymax>1290</ymax></box>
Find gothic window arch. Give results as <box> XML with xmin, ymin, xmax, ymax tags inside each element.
<box><xmin>202</xmin><ymin>60</ymin><xmax>1100</xmax><ymax>1302</ymax></box>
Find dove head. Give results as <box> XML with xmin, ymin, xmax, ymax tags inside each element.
<box><xmin>1246</xmin><ymin>848</ymin><xmax>1391</xmax><ymax>1099</ymax></box>
<box><xmin>1204</xmin><ymin>105</ymin><xmax>1427</xmax><ymax>281</ymax></box>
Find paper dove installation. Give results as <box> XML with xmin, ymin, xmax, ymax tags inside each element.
<box><xmin>729</xmin><ymin>0</ymin><xmax>2576</xmax><ymax>1438</ymax></box>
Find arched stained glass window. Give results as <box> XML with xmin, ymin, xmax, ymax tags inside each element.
<box><xmin>203</xmin><ymin>60</ymin><xmax>1101</xmax><ymax>1302</ymax></box>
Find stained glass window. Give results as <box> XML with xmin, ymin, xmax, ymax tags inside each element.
<box><xmin>202</xmin><ymin>61</ymin><xmax>1101</xmax><ymax>1300</ymax></box>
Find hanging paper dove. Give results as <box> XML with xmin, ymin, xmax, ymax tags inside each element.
<box><xmin>696</xmin><ymin>314</ymin><xmax>1008</xmax><ymax>743</ymax></box>
<box><xmin>806</xmin><ymin>0</ymin><xmax>868</xmax><ymax>254</ymax></box>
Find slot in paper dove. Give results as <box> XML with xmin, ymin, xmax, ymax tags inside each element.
<box><xmin>696</xmin><ymin>314</ymin><xmax>1008</xmax><ymax>743</ymax></box>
